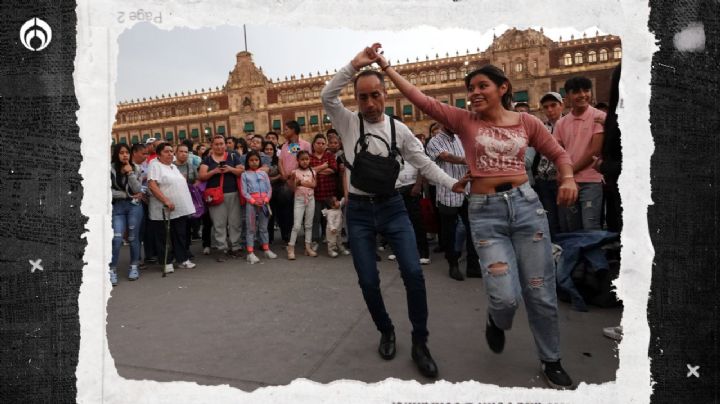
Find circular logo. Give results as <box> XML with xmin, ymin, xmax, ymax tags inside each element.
<box><xmin>288</xmin><ymin>143</ymin><xmax>301</xmax><ymax>154</ymax></box>
<box><xmin>20</xmin><ymin>18</ymin><xmax>52</xmax><ymax>51</ymax></box>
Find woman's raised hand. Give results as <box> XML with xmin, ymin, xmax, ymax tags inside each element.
<box><xmin>351</xmin><ymin>43</ymin><xmax>386</xmax><ymax>70</ymax></box>
<box><xmin>367</xmin><ymin>43</ymin><xmax>388</xmax><ymax>68</ymax></box>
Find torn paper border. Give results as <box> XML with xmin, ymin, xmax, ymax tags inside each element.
<box><xmin>75</xmin><ymin>0</ymin><xmax>656</xmax><ymax>402</ymax></box>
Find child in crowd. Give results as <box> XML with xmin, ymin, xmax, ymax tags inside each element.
<box><xmin>287</xmin><ymin>150</ymin><xmax>317</xmax><ymax>259</ymax></box>
<box><xmin>322</xmin><ymin>196</ymin><xmax>350</xmax><ymax>258</ymax></box>
<box><xmin>241</xmin><ymin>151</ymin><xmax>277</xmax><ymax>264</ymax></box>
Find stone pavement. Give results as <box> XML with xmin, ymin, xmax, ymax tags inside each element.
<box><xmin>107</xmin><ymin>238</ymin><xmax>621</xmax><ymax>392</ymax></box>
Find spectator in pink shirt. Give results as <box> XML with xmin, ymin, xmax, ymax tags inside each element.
<box><xmin>554</xmin><ymin>77</ymin><xmax>606</xmax><ymax>232</ymax></box>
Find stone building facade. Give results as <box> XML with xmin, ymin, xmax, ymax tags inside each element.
<box><xmin>112</xmin><ymin>28</ymin><xmax>621</xmax><ymax>145</ymax></box>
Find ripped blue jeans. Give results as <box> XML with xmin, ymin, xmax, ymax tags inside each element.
<box><xmin>110</xmin><ymin>199</ymin><xmax>144</xmax><ymax>269</ymax></box>
<box><xmin>467</xmin><ymin>182</ymin><xmax>561</xmax><ymax>362</ymax></box>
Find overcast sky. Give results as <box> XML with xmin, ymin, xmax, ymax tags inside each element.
<box><xmin>116</xmin><ymin>23</ymin><xmax>604</xmax><ymax>102</ymax></box>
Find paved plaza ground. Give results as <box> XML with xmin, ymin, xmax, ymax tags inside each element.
<box><xmin>106</xmin><ymin>237</ymin><xmax>621</xmax><ymax>392</ymax></box>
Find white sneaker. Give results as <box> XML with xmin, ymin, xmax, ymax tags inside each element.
<box><xmin>202</xmin><ymin>247</ymin><xmax>210</xmax><ymax>255</ymax></box>
<box><xmin>377</xmin><ymin>245</ymin><xmax>385</xmax><ymax>251</ymax></box>
<box><xmin>602</xmin><ymin>326</ymin><xmax>623</xmax><ymax>341</ymax></box>
<box><xmin>339</xmin><ymin>247</ymin><xmax>351</xmax><ymax>256</ymax></box>
<box><xmin>163</xmin><ymin>264</ymin><xmax>175</xmax><ymax>274</ymax></box>
<box><xmin>419</xmin><ymin>258</ymin><xmax>431</xmax><ymax>265</ymax></box>
<box><xmin>328</xmin><ymin>249</ymin><xmax>339</xmax><ymax>258</ymax></box>
<box><xmin>264</xmin><ymin>250</ymin><xmax>277</xmax><ymax>259</ymax></box>
<box><xmin>179</xmin><ymin>260</ymin><xmax>196</xmax><ymax>269</ymax></box>
<box><xmin>246</xmin><ymin>253</ymin><xmax>260</xmax><ymax>264</ymax></box>
<box><xmin>388</xmin><ymin>254</ymin><xmax>396</xmax><ymax>261</ymax></box>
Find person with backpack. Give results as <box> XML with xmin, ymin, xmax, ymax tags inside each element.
<box><xmin>320</xmin><ymin>46</ymin><xmax>462</xmax><ymax>379</ymax></box>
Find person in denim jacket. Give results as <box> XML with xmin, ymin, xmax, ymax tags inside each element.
<box><xmin>241</xmin><ymin>151</ymin><xmax>277</xmax><ymax>264</ymax></box>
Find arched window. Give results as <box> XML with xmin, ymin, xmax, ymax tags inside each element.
<box><xmin>428</xmin><ymin>71</ymin><xmax>436</xmax><ymax>83</ymax></box>
<box><xmin>304</xmin><ymin>88</ymin><xmax>311</xmax><ymax>100</ymax></box>
<box><xmin>563</xmin><ymin>53</ymin><xmax>573</xmax><ymax>66</ymax></box>
<box><xmin>460</xmin><ymin>67</ymin><xmax>467</xmax><ymax>77</ymax></box>
<box><xmin>449</xmin><ymin>69</ymin><xmax>457</xmax><ymax>81</ymax></box>
<box><xmin>574</xmin><ymin>52</ymin><xmax>583</xmax><ymax>64</ymax></box>
<box><xmin>588</xmin><ymin>50</ymin><xmax>597</xmax><ymax>63</ymax></box>
<box><xmin>439</xmin><ymin>70</ymin><xmax>448</xmax><ymax>82</ymax></box>
<box><xmin>613</xmin><ymin>47</ymin><xmax>622</xmax><ymax>59</ymax></box>
<box><xmin>419</xmin><ymin>72</ymin><xmax>426</xmax><ymax>85</ymax></box>
<box><xmin>514</xmin><ymin>62</ymin><xmax>523</xmax><ymax>72</ymax></box>
<box><xmin>410</xmin><ymin>74</ymin><xmax>417</xmax><ymax>85</ymax></box>
<box><xmin>599</xmin><ymin>48</ymin><xmax>608</xmax><ymax>62</ymax></box>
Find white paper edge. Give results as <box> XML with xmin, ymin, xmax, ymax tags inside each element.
<box><xmin>75</xmin><ymin>0</ymin><xmax>657</xmax><ymax>402</ymax></box>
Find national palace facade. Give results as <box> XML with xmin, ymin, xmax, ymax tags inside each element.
<box><xmin>111</xmin><ymin>28</ymin><xmax>621</xmax><ymax>145</ymax></box>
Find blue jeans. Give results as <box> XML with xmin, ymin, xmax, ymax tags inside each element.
<box><xmin>533</xmin><ymin>179</ymin><xmax>560</xmax><ymax>241</ymax></box>
<box><xmin>467</xmin><ymin>182</ymin><xmax>560</xmax><ymax>362</ymax></box>
<box><xmin>347</xmin><ymin>193</ymin><xmax>429</xmax><ymax>343</ymax></box>
<box><xmin>559</xmin><ymin>182</ymin><xmax>603</xmax><ymax>232</ymax></box>
<box><xmin>110</xmin><ymin>199</ymin><xmax>144</xmax><ymax>268</ymax></box>
<box><xmin>246</xmin><ymin>204</ymin><xmax>270</xmax><ymax>249</ymax></box>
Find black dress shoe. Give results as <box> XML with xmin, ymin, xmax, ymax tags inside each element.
<box><xmin>486</xmin><ymin>314</ymin><xmax>505</xmax><ymax>353</ymax></box>
<box><xmin>378</xmin><ymin>330</ymin><xmax>396</xmax><ymax>360</ymax></box>
<box><xmin>411</xmin><ymin>343</ymin><xmax>438</xmax><ymax>378</ymax></box>
<box><xmin>449</xmin><ymin>264</ymin><xmax>465</xmax><ymax>281</ymax></box>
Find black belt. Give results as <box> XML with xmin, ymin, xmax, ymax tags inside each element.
<box><xmin>349</xmin><ymin>192</ymin><xmax>398</xmax><ymax>203</ymax></box>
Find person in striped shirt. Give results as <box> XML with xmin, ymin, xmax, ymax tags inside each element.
<box><xmin>425</xmin><ymin>126</ymin><xmax>481</xmax><ymax>281</ymax></box>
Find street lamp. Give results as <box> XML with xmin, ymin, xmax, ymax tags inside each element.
<box><xmin>202</xmin><ymin>95</ymin><xmax>212</xmax><ymax>143</ymax></box>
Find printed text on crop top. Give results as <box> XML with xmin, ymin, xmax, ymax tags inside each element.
<box><xmin>404</xmin><ymin>86</ymin><xmax>572</xmax><ymax>178</ymax></box>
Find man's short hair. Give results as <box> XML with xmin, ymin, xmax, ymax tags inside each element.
<box><xmin>564</xmin><ymin>76</ymin><xmax>593</xmax><ymax>93</ymax></box>
<box><xmin>285</xmin><ymin>120</ymin><xmax>301</xmax><ymax>135</ymax></box>
<box><xmin>353</xmin><ymin>70</ymin><xmax>386</xmax><ymax>94</ymax></box>
<box><xmin>155</xmin><ymin>142</ymin><xmax>171</xmax><ymax>155</ymax></box>
<box><xmin>182</xmin><ymin>139</ymin><xmax>194</xmax><ymax>150</ymax></box>
<box><xmin>130</xmin><ymin>143</ymin><xmax>146</xmax><ymax>154</ymax></box>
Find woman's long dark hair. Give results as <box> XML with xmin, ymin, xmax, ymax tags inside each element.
<box><xmin>262</xmin><ymin>140</ymin><xmax>279</xmax><ymax>166</ymax></box>
<box><xmin>111</xmin><ymin>143</ymin><xmax>132</xmax><ymax>174</ymax></box>
<box><xmin>235</xmin><ymin>137</ymin><xmax>248</xmax><ymax>155</ymax></box>
<box><xmin>464</xmin><ymin>64</ymin><xmax>513</xmax><ymax>110</ymax></box>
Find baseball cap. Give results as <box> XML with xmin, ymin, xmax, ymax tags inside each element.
<box><xmin>145</xmin><ymin>137</ymin><xmax>157</xmax><ymax>144</ymax></box>
<box><xmin>540</xmin><ymin>92</ymin><xmax>563</xmax><ymax>104</ymax></box>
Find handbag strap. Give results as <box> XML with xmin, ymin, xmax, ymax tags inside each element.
<box><xmin>216</xmin><ymin>152</ymin><xmax>227</xmax><ymax>189</ymax></box>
